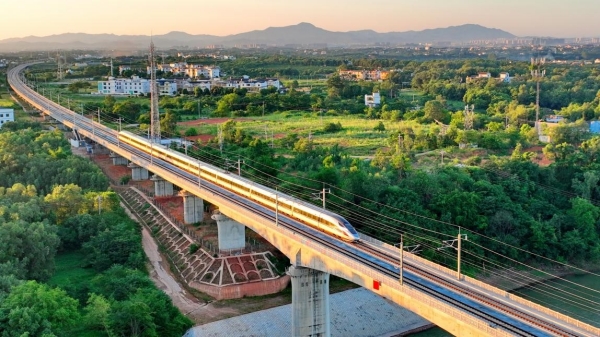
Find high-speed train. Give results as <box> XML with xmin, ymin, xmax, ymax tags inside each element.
<box><xmin>118</xmin><ymin>130</ymin><xmax>361</xmax><ymax>242</ymax></box>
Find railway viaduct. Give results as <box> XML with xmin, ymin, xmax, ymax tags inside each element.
<box><xmin>9</xmin><ymin>62</ymin><xmax>600</xmax><ymax>337</ymax></box>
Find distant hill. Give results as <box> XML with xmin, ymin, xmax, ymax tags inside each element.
<box><xmin>0</xmin><ymin>23</ymin><xmax>516</xmax><ymax>51</ymax></box>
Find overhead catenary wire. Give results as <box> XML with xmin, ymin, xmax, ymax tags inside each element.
<box><xmin>57</xmin><ymin>97</ymin><xmax>600</xmax><ymax>306</ymax></box>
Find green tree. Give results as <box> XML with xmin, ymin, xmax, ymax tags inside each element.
<box><xmin>423</xmin><ymin>100</ymin><xmax>447</xmax><ymax>123</ymax></box>
<box><xmin>0</xmin><ymin>221</ymin><xmax>59</xmax><ymax>281</ymax></box>
<box><xmin>83</xmin><ymin>223</ymin><xmax>144</xmax><ymax>272</ymax></box>
<box><xmin>44</xmin><ymin>184</ymin><xmax>85</xmax><ymax>223</ymax></box>
<box><xmin>0</xmin><ymin>281</ymin><xmax>80</xmax><ymax>336</ymax></box>
<box><xmin>83</xmin><ymin>294</ymin><xmax>113</xmax><ymax>336</ymax></box>
<box><xmin>160</xmin><ymin>111</ymin><xmax>178</xmax><ymax>136</ymax></box>
<box><xmin>103</xmin><ymin>95</ymin><xmax>116</xmax><ymax>112</ymax></box>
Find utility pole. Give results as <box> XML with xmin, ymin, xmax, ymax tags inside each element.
<box><xmin>97</xmin><ymin>195</ymin><xmax>102</xmax><ymax>215</ymax></box>
<box><xmin>457</xmin><ymin>230</ymin><xmax>462</xmax><ymax>281</ymax></box>
<box><xmin>275</xmin><ymin>187</ymin><xmax>279</xmax><ymax>227</ymax></box>
<box><xmin>399</xmin><ymin>234</ymin><xmax>404</xmax><ymax>285</ymax></box>
<box><xmin>198</xmin><ymin>160</ymin><xmax>202</xmax><ymax>189</ymax></box>
<box><xmin>237</xmin><ymin>158</ymin><xmax>244</xmax><ymax>176</ymax></box>
<box><xmin>262</xmin><ymin>101</ymin><xmax>265</xmax><ymax>116</ymax></box>
<box><xmin>311</xmin><ymin>186</ymin><xmax>331</xmax><ymax>209</ymax></box>
<box><xmin>438</xmin><ymin>229</ymin><xmax>467</xmax><ymax>281</ymax></box>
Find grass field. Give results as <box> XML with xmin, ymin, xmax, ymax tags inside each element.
<box><xmin>48</xmin><ymin>250</ymin><xmax>96</xmax><ymax>290</ymax></box>
<box><xmin>185</xmin><ymin>113</ymin><xmax>400</xmax><ymax>156</ymax></box>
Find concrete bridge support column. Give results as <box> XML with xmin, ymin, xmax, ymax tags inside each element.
<box><xmin>211</xmin><ymin>210</ymin><xmax>245</xmax><ymax>251</ymax></box>
<box><xmin>110</xmin><ymin>152</ymin><xmax>128</xmax><ymax>166</ymax></box>
<box><xmin>288</xmin><ymin>265</ymin><xmax>331</xmax><ymax>337</ymax></box>
<box><xmin>180</xmin><ymin>190</ymin><xmax>204</xmax><ymax>224</ymax></box>
<box><xmin>128</xmin><ymin>162</ymin><xmax>149</xmax><ymax>181</ymax></box>
<box><xmin>151</xmin><ymin>175</ymin><xmax>173</xmax><ymax>197</ymax></box>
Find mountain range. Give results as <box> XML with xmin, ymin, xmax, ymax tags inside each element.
<box><xmin>0</xmin><ymin>23</ymin><xmax>516</xmax><ymax>51</ymax></box>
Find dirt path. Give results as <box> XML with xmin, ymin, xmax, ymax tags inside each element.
<box><xmin>140</xmin><ymin>227</ymin><xmax>204</xmax><ymax>316</ymax></box>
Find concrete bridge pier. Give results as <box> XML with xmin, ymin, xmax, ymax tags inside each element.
<box><xmin>128</xmin><ymin>162</ymin><xmax>149</xmax><ymax>181</ymax></box>
<box><xmin>151</xmin><ymin>174</ymin><xmax>173</xmax><ymax>197</ymax></box>
<box><xmin>211</xmin><ymin>210</ymin><xmax>245</xmax><ymax>251</ymax></box>
<box><xmin>180</xmin><ymin>190</ymin><xmax>204</xmax><ymax>224</ymax></box>
<box><xmin>109</xmin><ymin>152</ymin><xmax>128</xmax><ymax>166</ymax></box>
<box><xmin>288</xmin><ymin>265</ymin><xmax>331</xmax><ymax>337</ymax></box>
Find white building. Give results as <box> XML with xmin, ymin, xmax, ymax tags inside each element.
<box><xmin>118</xmin><ymin>65</ymin><xmax>132</xmax><ymax>75</ymax></box>
<box><xmin>0</xmin><ymin>108</ymin><xmax>15</xmax><ymax>128</ymax></box>
<box><xmin>499</xmin><ymin>72</ymin><xmax>511</xmax><ymax>83</ymax></box>
<box><xmin>147</xmin><ymin>62</ymin><xmax>220</xmax><ymax>79</ymax></box>
<box><xmin>97</xmin><ymin>76</ymin><xmax>151</xmax><ymax>95</ymax></box>
<box><xmin>217</xmin><ymin>76</ymin><xmax>281</xmax><ymax>91</ymax></box>
<box><xmin>157</xmin><ymin>80</ymin><xmax>178</xmax><ymax>96</ymax></box>
<box><xmin>365</xmin><ymin>92</ymin><xmax>381</xmax><ymax>107</ymax></box>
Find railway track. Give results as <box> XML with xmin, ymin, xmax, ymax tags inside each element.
<box><xmin>355</xmin><ymin>241</ymin><xmax>578</xmax><ymax>337</ymax></box>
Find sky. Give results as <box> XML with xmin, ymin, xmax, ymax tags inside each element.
<box><xmin>1</xmin><ymin>0</ymin><xmax>598</xmax><ymax>40</ymax></box>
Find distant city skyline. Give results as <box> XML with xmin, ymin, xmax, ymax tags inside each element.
<box><xmin>1</xmin><ymin>0</ymin><xmax>599</xmax><ymax>41</ymax></box>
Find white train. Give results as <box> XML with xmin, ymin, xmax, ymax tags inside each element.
<box><xmin>118</xmin><ymin>131</ymin><xmax>360</xmax><ymax>242</ymax></box>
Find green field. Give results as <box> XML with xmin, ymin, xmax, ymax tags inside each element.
<box><xmin>186</xmin><ymin>113</ymin><xmax>401</xmax><ymax>156</ymax></box>
<box><xmin>48</xmin><ymin>250</ymin><xmax>96</xmax><ymax>290</ymax></box>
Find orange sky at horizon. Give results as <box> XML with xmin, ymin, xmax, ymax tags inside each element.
<box><xmin>1</xmin><ymin>0</ymin><xmax>598</xmax><ymax>40</ymax></box>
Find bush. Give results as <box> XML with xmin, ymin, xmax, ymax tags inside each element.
<box><xmin>184</xmin><ymin>128</ymin><xmax>198</xmax><ymax>136</ymax></box>
<box><xmin>189</xmin><ymin>243</ymin><xmax>199</xmax><ymax>254</ymax></box>
<box><xmin>120</xmin><ymin>175</ymin><xmax>131</xmax><ymax>185</ymax></box>
<box><xmin>322</xmin><ymin>122</ymin><xmax>343</xmax><ymax>133</ymax></box>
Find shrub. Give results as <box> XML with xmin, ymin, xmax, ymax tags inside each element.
<box><xmin>189</xmin><ymin>243</ymin><xmax>200</xmax><ymax>254</ymax></box>
<box><xmin>322</xmin><ymin>121</ymin><xmax>343</xmax><ymax>133</ymax></box>
<box><xmin>184</xmin><ymin>127</ymin><xmax>198</xmax><ymax>136</ymax></box>
<box><xmin>120</xmin><ymin>175</ymin><xmax>131</xmax><ymax>185</ymax></box>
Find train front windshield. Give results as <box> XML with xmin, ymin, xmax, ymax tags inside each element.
<box><xmin>342</xmin><ymin>221</ymin><xmax>359</xmax><ymax>235</ymax></box>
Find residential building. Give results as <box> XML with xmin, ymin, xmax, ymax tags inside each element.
<box><xmin>216</xmin><ymin>76</ymin><xmax>281</xmax><ymax>91</ymax></box>
<box><xmin>147</xmin><ymin>62</ymin><xmax>220</xmax><ymax>79</ymax></box>
<box><xmin>339</xmin><ymin>70</ymin><xmax>390</xmax><ymax>81</ymax></box>
<box><xmin>590</xmin><ymin>121</ymin><xmax>600</xmax><ymax>134</ymax></box>
<box><xmin>118</xmin><ymin>65</ymin><xmax>132</xmax><ymax>74</ymax></box>
<box><xmin>365</xmin><ymin>92</ymin><xmax>381</xmax><ymax>107</ymax></box>
<box><xmin>466</xmin><ymin>72</ymin><xmax>511</xmax><ymax>83</ymax></box>
<box><xmin>157</xmin><ymin>79</ymin><xmax>178</xmax><ymax>96</ymax></box>
<box><xmin>499</xmin><ymin>72</ymin><xmax>511</xmax><ymax>83</ymax></box>
<box><xmin>97</xmin><ymin>76</ymin><xmax>150</xmax><ymax>95</ymax></box>
<box><xmin>0</xmin><ymin>108</ymin><xmax>14</xmax><ymax>128</ymax></box>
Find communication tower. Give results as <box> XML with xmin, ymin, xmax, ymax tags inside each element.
<box><xmin>531</xmin><ymin>57</ymin><xmax>546</xmax><ymax>134</ymax></box>
<box><xmin>463</xmin><ymin>105</ymin><xmax>474</xmax><ymax>131</ymax></box>
<box><xmin>56</xmin><ymin>51</ymin><xmax>63</xmax><ymax>80</ymax></box>
<box><xmin>149</xmin><ymin>41</ymin><xmax>160</xmax><ymax>143</ymax></box>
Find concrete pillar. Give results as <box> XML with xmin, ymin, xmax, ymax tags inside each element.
<box><xmin>211</xmin><ymin>210</ymin><xmax>245</xmax><ymax>251</ymax></box>
<box><xmin>128</xmin><ymin>162</ymin><xmax>149</xmax><ymax>181</ymax></box>
<box><xmin>179</xmin><ymin>190</ymin><xmax>204</xmax><ymax>224</ymax></box>
<box><xmin>110</xmin><ymin>152</ymin><xmax>128</xmax><ymax>166</ymax></box>
<box><xmin>151</xmin><ymin>174</ymin><xmax>173</xmax><ymax>197</ymax></box>
<box><xmin>288</xmin><ymin>265</ymin><xmax>331</xmax><ymax>337</ymax></box>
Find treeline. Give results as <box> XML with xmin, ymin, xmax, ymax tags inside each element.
<box><xmin>187</xmin><ymin>121</ymin><xmax>600</xmax><ymax>270</ymax></box>
<box><xmin>0</xmin><ymin>126</ymin><xmax>192</xmax><ymax>336</ymax></box>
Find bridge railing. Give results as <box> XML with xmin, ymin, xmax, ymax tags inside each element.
<box><xmin>361</xmin><ymin>234</ymin><xmax>600</xmax><ymax>335</ymax></box>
